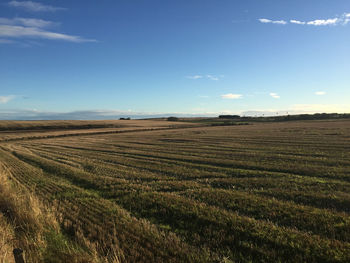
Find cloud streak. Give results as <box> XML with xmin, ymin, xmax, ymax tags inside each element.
<box><xmin>307</xmin><ymin>18</ymin><xmax>339</xmax><ymax>26</ymax></box>
<box><xmin>0</xmin><ymin>17</ymin><xmax>96</xmax><ymax>43</ymax></box>
<box><xmin>0</xmin><ymin>25</ymin><xmax>96</xmax><ymax>42</ymax></box>
<box><xmin>8</xmin><ymin>1</ymin><xmax>66</xmax><ymax>12</ymax></box>
<box><xmin>290</xmin><ymin>20</ymin><xmax>305</xmax><ymax>25</ymax></box>
<box><xmin>0</xmin><ymin>17</ymin><xmax>58</xmax><ymax>28</ymax></box>
<box><xmin>187</xmin><ymin>75</ymin><xmax>203</xmax><ymax>79</ymax></box>
<box><xmin>207</xmin><ymin>75</ymin><xmax>219</xmax><ymax>81</ymax></box>
<box><xmin>221</xmin><ymin>93</ymin><xmax>242</xmax><ymax>99</ymax></box>
<box><xmin>270</xmin><ymin>93</ymin><xmax>280</xmax><ymax>99</ymax></box>
<box><xmin>187</xmin><ymin>74</ymin><xmax>223</xmax><ymax>81</ymax></box>
<box><xmin>259</xmin><ymin>18</ymin><xmax>287</xmax><ymax>25</ymax></box>
<box><xmin>260</xmin><ymin>13</ymin><xmax>350</xmax><ymax>26</ymax></box>
<box><xmin>315</xmin><ymin>91</ymin><xmax>326</xmax><ymax>95</ymax></box>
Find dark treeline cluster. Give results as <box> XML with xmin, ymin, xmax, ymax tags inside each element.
<box><xmin>219</xmin><ymin>113</ymin><xmax>350</xmax><ymax>122</ymax></box>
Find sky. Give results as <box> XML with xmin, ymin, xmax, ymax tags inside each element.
<box><xmin>0</xmin><ymin>0</ymin><xmax>349</xmax><ymax>119</ymax></box>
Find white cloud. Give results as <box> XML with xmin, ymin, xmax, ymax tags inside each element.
<box><xmin>263</xmin><ymin>13</ymin><xmax>350</xmax><ymax>27</ymax></box>
<box><xmin>187</xmin><ymin>74</ymin><xmax>222</xmax><ymax>80</ymax></box>
<box><xmin>8</xmin><ymin>1</ymin><xmax>65</xmax><ymax>12</ymax></box>
<box><xmin>0</xmin><ymin>17</ymin><xmax>94</xmax><ymax>44</ymax></box>
<box><xmin>343</xmin><ymin>13</ymin><xmax>350</xmax><ymax>25</ymax></box>
<box><xmin>290</xmin><ymin>20</ymin><xmax>305</xmax><ymax>25</ymax></box>
<box><xmin>270</xmin><ymin>93</ymin><xmax>280</xmax><ymax>99</ymax></box>
<box><xmin>221</xmin><ymin>93</ymin><xmax>242</xmax><ymax>99</ymax></box>
<box><xmin>259</xmin><ymin>18</ymin><xmax>271</xmax><ymax>23</ymax></box>
<box><xmin>187</xmin><ymin>75</ymin><xmax>203</xmax><ymax>79</ymax></box>
<box><xmin>0</xmin><ymin>17</ymin><xmax>57</xmax><ymax>28</ymax></box>
<box><xmin>259</xmin><ymin>18</ymin><xmax>287</xmax><ymax>25</ymax></box>
<box><xmin>315</xmin><ymin>91</ymin><xmax>326</xmax><ymax>95</ymax></box>
<box><xmin>0</xmin><ymin>95</ymin><xmax>15</xmax><ymax>104</ymax></box>
<box><xmin>307</xmin><ymin>18</ymin><xmax>339</xmax><ymax>26</ymax></box>
<box><xmin>0</xmin><ymin>24</ymin><xmax>96</xmax><ymax>43</ymax></box>
<box><xmin>207</xmin><ymin>75</ymin><xmax>219</xmax><ymax>81</ymax></box>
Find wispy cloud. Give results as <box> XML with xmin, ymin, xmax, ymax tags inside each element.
<box><xmin>270</xmin><ymin>93</ymin><xmax>280</xmax><ymax>99</ymax></box>
<box><xmin>258</xmin><ymin>18</ymin><xmax>287</xmax><ymax>25</ymax></box>
<box><xmin>345</xmin><ymin>13</ymin><xmax>350</xmax><ymax>25</ymax></box>
<box><xmin>290</xmin><ymin>20</ymin><xmax>305</xmax><ymax>25</ymax></box>
<box><xmin>187</xmin><ymin>74</ymin><xmax>223</xmax><ymax>81</ymax></box>
<box><xmin>0</xmin><ymin>17</ymin><xmax>58</xmax><ymax>28</ymax></box>
<box><xmin>0</xmin><ymin>17</ymin><xmax>96</xmax><ymax>43</ymax></box>
<box><xmin>8</xmin><ymin>1</ymin><xmax>66</xmax><ymax>12</ymax></box>
<box><xmin>262</xmin><ymin>13</ymin><xmax>350</xmax><ymax>26</ymax></box>
<box><xmin>207</xmin><ymin>75</ymin><xmax>219</xmax><ymax>81</ymax></box>
<box><xmin>187</xmin><ymin>75</ymin><xmax>203</xmax><ymax>79</ymax></box>
<box><xmin>221</xmin><ymin>93</ymin><xmax>242</xmax><ymax>99</ymax></box>
<box><xmin>0</xmin><ymin>25</ymin><xmax>95</xmax><ymax>42</ymax></box>
<box><xmin>315</xmin><ymin>91</ymin><xmax>326</xmax><ymax>95</ymax></box>
<box><xmin>307</xmin><ymin>18</ymin><xmax>339</xmax><ymax>26</ymax></box>
<box><xmin>0</xmin><ymin>95</ymin><xmax>15</xmax><ymax>104</ymax></box>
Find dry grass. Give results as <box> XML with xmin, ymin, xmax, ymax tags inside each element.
<box><xmin>0</xmin><ymin>165</ymin><xmax>44</xmax><ymax>262</ymax></box>
<box><xmin>0</xmin><ymin>214</ymin><xmax>15</xmax><ymax>263</ymax></box>
<box><xmin>0</xmin><ymin>163</ymin><xmax>116</xmax><ymax>263</ymax></box>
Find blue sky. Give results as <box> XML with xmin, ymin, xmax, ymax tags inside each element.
<box><xmin>0</xmin><ymin>0</ymin><xmax>349</xmax><ymax>119</ymax></box>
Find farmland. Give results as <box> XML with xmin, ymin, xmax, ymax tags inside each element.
<box><xmin>1</xmin><ymin>119</ymin><xmax>350</xmax><ymax>262</ymax></box>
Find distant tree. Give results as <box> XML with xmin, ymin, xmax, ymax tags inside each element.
<box><xmin>218</xmin><ymin>115</ymin><xmax>240</xmax><ymax>119</ymax></box>
<box><xmin>167</xmin><ymin>117</ymin><xmax>179</xmax><ymax>121</ymax></box>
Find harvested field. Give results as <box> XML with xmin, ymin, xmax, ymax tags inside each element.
<box><xmin>0</xmin><ymin>120</ymin><xmax>196</xmax><ymax>142</ymax></box>
<box><xmin>1</xmin><ymin>119</ymin><xmax>350</xmax><ymax>262</ymax></box>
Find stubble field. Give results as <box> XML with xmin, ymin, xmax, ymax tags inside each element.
<box><xmin>1</xmin><ymin>119</ymin><xmax>350</xmax><ymax>262</ymax></box>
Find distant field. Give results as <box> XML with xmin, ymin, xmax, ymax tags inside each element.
<box><xmin>1</xmin><ymin>119</ymin><xmax>350</xmax><ymax>262</ymax></box>
<box><xmin>0</xmin><ymin>119</ymin><xmax>197</xmax><ymax>142</ymax></box>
